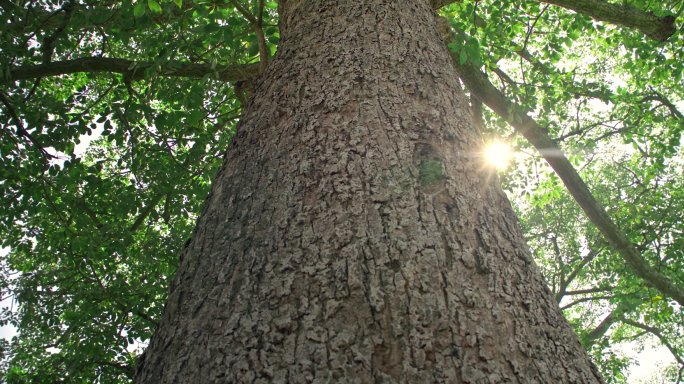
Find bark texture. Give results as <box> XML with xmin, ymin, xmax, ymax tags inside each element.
<box><xmin>134</xmin><ymin>1</ymin><xmax>603</xmax><ymax>383</ymax></box>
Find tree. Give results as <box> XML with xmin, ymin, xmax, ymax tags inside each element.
<box><xmin>130</xmin><ymin>0</ymin><xmax>607</xmax><ymax>381</ymax></box>
<box><xmin>0</xmin><ymin>0</ymin><xmax>682</xmax><ymax>382</ymax></box>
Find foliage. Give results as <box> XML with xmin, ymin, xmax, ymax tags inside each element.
<box><xmin>0</xmin><ymin>0</ymin><xmax>682</xmax><ymax>382</ymax></box>
<box><xmin>0</xmin><ymin>0</ymin><xmax>278</xmax><ymax>381</ymax></box>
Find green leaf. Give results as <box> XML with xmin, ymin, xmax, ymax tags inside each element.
<box><xmin>447</xmin><ymin>42</ymin><xmax>461</xmax><ymax>52</ymax></box>
<box><xmin>148</xmin><ymin>0</ymin><xmax>162</xmax><ymax>13</ymax></box>
<box><xmin>134</xmin><ymin>2</ymin><xmax>145</xmax><ymax>17</ymax></box>
<box><xmin>174</xmin><ymin>0</ymin><xmax>182</xmax><ymax>8</ymax></box>
<box><xmin>248</xmin><ymin>42</ymin><xmax>260</xmax><ymax>57</ymax></box>
<box><xmin>265</xmin><ymin>2</ymin><xmax>278</xmax><ymax>8</ymax></box>
<box><xmin>459</xmin><ymin>49</ymin><xmax>467</xmax><ymax>65</ymax></box>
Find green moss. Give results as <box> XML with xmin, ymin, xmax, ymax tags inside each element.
<box><xmin>418</xmin><ymin>159</ymin><xmax>444</xmax><ymax>185</ymax></box>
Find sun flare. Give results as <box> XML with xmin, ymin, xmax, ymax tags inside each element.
<box><xmin>486</xmin><ymin>142</ymin><xmax>512</xmax><ymax>169</ymax></box>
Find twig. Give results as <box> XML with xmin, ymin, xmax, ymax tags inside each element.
<box><xmin>228</xmin><ymin>0</ymin><xmax>269</xmax><ymax>72</ymax></box>
<box><xmin>0</xmin><ymin>89</ymin><xmax>54</xmax><ymax>160</ymax></box>
<box><xmin>41</xmin><ymin>0</ymin><xmax>76</xmax><ymax>64</ymax></box>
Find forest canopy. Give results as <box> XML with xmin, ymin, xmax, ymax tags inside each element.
<box><xmin>0</xmin><ymin>0</ymin><xmax>682</xmax><ymax>382</ymax></box>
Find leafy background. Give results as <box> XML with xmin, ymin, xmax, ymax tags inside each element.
<box><xmin>0</xmin><ymin>0</ymin><xmax>682</xmax><ymax>382</ymax></box>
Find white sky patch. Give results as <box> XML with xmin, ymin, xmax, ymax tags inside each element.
<box><xmin>623</xmin><ymin>342</ymin><xmax>676</xmax><ymax>383</ymax></box>
<box><xmin>0</xmin><ymin>247</ymin><xmax>16</xmax><ymax>342</ymax></box>
<box><xmin>44</xmin><ymin>122</ymin><xmax>105</xmax><ymax>167</ymax></box>
<box><xmin>74</xmin><ymin>123</ymin><xmax>104</xmax><ymax>157</ymax></box>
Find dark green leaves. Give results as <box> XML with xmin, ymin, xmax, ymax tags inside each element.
<box><xmin>0</xmin><ymin>0</ymin><xmax>278</xmax><ymax>381</ymax></box>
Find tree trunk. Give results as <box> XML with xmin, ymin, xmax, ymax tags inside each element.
<box><xmin>134</xmin><ymin>1</ymin><xmax>603</xmax><ymax>383</ymax></box>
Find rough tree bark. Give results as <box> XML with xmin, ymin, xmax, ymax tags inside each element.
<box><xmin>134</xmin><ymin>1</ymin><xmax>604</xmax><ymax>382</ymax></box>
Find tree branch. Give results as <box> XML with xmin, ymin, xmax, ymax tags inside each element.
<box><xmin>162</xmin><ymin>192</ymin><xmax>172</xmax><ymax>224</ymax></box>
<box><xmin>7</xmin><ymin>0</ymin><xmax>184</xmax><ymax>34</ymax></box>
<box><xmin>228</xmin><ymin>0</ymin><xmax>269</xmax><ymax>73</ymax></box>
<box><xmin>560</xmin><ymin>295</ymin><xmax>613</xmax><ymax>310</ymax></box>
<box><xmin>556</xmin><ymin>247</ymin><xmax>602</xmax><ymax>302</ymax></box>
<box><xmin>430</xmin><ymin>0</ymin><xmax>676</xmax><ymax>42</ymax></box>
<box><xmin>584</xmin><ymin>311</ymin><xmax>617</xmax><ymax>347</ymax></box>
<box><xmin>536</xmin><ymin>0</ymin><xmax>676</xmax><ymax>42</ymax></box>
<box><xmin>640</xmin><ymin>92</ymin><xmax>684</xmax><ymax>120</ymax></box>
<box><xmin>564</xmin><ymin>286</ymin><xmax>615</xmax><ymax>296</ymax></box>
<box><xmin>75</xmin><ymin>199</ymin><xmax>104</xmax><ymax>229</ymax></box>
<box><xmin>1</xmin><ymin>57</ymin><xmax>261</xmax><ymax>85</ymax></box>
<box><xmin>0</xmin><ymin>90</ymin><xmax>54</xmax><ymax>159</ymax></box>
<box><xmin>620</xmin><ymin>318</ymin><xmax>684</xmax><ymax>366</ymax></box>
<box><xmin>41</xmin><ymin>0</ymin><xmax>76</xmax><ymax>64</ymax></box>
<box><xmin>129</xmin><ymin>193</ymin><xmax>165</xmax><ymax>233</ymax></box>
<box><xmin>437</xmin><ymin>16</ymin><xmax>684</xmax><ymax>308</ymax></box>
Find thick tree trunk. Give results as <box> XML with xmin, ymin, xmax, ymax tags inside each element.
<box><xmin>134</xmin><ymin>1</ymin><xmax>603</xmax><ymax>383</ymax></box>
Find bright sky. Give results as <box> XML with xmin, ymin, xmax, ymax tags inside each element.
<box><xmin>626</xmin><ymin>343</ymin><xmax>676</xmax><ymax>383</ymax></box>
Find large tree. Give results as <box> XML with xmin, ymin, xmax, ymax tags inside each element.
<box><xmin>134</xmin><ymin>0</ymin><xmax>606</xmax><ymax>381</ymax></box>
<box><xmin>0</xmin><ymin>0</ymin><xmax>682</xmax><ymax>382</ymax></box>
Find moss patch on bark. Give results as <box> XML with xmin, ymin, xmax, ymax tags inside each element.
<box><xmin>418</xmin><ymin>159</ymin><xmax>444</xmax><ymax>185</ymax></box>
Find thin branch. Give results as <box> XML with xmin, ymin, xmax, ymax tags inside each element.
<box><xmin>620</xmin><ymin>318</ymin><xmax>684</xmax><ymax>366</ymax></box>
<box><xmin>0</xmin><ymin>89</ymin><xmax>54</xmax><ymax>160</ymax></box>
<box><xmin>228</xmin><ymin>0</ymin><xmax>269</xmax><ymax>72</ymax></box>
<box><xmin>41</xmin><ymin>0</ymin><xmax>76</xmax><ymax>64</ymax></box>
<box><xmin>560</xmin><ymin>295</ymin><xmax>614</xmax><ymax>310</ymax></box>
<box><xmin>584</xmin><ymin>311</ymin><xmax>617</xmax><ymax>347</ymax></box>
<box><xmin>640</xmin><ymin>92</ymin><xmax>684</xmax><ymax>120</ymax></box>
<box><xmin>564</xmin><ymin>286</ymin><xmax>615</xmax><ymax>295</ymax></box>
<box><xmin>556</xmin><ymin>246</ymin><xmax>603</xmax><ymax>302</ymax></box>
<box><xmin>491</xmin><ymin>67</ymin><xmax>516</xmax><ymax>86</ymax></box>
<box><xmin>520</xmin><ymin>4</ymin><xmax>550</xmax><ymax>100</ymax></box>
<box><xmin>613</xmin><ymin>330</ymin><xmax>648</xmax><ymax>342</ymax></box>
<box><xmin>2</xmin><ymin>57</ymin><xmax>261</xmax><ymax>85</ymax></box>
<box><xmin>227</xmin><ymin>0</ymin><xmax>257</xmax><ymax>24</ymax></box>
<box><xmin>129</xmin><ymin>192</ymin><xmax>165</xmax><ymax>233</ymax></box>
<box><xmin>37</xmin><ymin>324</ymin><xmax>75</xmax><ymax>350</ymax></box>
<box><xmin>76</xmin><ymin>80</ymin><xmax>115</xmax><ymax>117</ymax></box>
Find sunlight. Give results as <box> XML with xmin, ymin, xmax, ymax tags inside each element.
<box><xmin>485</xmin><ymin>142</ymin><xmax>512</xmax><ymax>169</ymax></box>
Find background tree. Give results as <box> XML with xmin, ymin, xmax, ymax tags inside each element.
<box><xmin>0</xmin><ymin>0</ymin><xmax>681</xmax><ymax>382</ymax></box>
